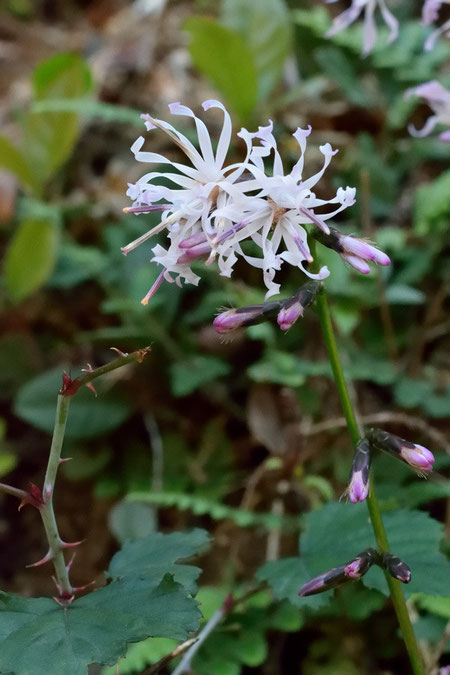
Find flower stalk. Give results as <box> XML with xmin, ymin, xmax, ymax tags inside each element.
<box><xmin>314</xmin><ymin>288</ymin><xmax>425</xmax><ymax>675</ymax></box>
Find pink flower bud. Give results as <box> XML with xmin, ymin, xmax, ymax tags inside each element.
<box><xmin>347</xmin><ymin>439</ymin><xmax>371</xmax><ymax>503</ymax></box>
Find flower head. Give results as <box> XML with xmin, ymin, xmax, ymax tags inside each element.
<box><xmin>406</xmin><ymin>81</ymin><xmax>450</xmax><ymax>142</ymax></box>
<box><xmin>325</xmin><ymin>0</ymin><xmax>399</xmax><ymax>56</ymax></box>
<box><xmin>314</xmin><ymin>226</ymin><xmax>390</xmax><ymax>274</ymax></box>
<box><xmin>298</xmin><ymin>547</ymin><xmax>376</xmax><ymax>596</ymax></box>
<box><xmin>422</xmin><ymin>1</ymin><xmax>450</xmax><ymax>50</ymax></box>
<box><xmin>123</xmin><ymin>100</ymin><xmax>255</xmax><ymax>300</ymax></box>
<box><xmin>347</xmin><ymin>438</ymin><xmax>371</xmax><ymax>503</ymax></box>
<box><xmin>212</xmin><ymin>122</ymin><xmax>356</xmax><ymax>297</ymax></box>
<box><xmin>367</xmin><ymin>428</ymin><xmax>435</xmax><ymax>474</ymax></box>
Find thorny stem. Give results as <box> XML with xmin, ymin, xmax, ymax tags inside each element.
<box><xmin>0</xmin><ymin>346</ymin><xmax>152</xmax><ymax>600</ymax></box>
<box><xmin>315</xmin><ymin>289</ymin><xmax>425</xmax><ymax>675</ymax></box>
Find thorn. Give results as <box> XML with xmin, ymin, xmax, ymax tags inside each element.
<box><xmin>85</xmin><ymin>382</ymin><xmax>97</xmax><ymax>396</ymax></box>
<box><xmin>53</xmin><ymin>594</ymin><xmax>75</xmax><ymax>607</ymax></box>
<box><xmin>26</xmin><ymin>549</ymin><xmax>53</xmax><ymax>568</ymax></box>
<box><xmin>52</xmin><ymin>576</ymin><xmax>62</xmax><ymax>595</ymax></box>
<box><xmin>59</xmin><ymin>457</ymin><xmax>72</xmax><ymax>464</ymax></box>
<box><xmin>71</xmin><ymin>580</ymin><xmax>95</xmax><ymax>594</ymax></box>
<box><xmin>66</xmin><ymin>552</ymin><xmax>76</xmax><ymax>572</ymax></box>
<box><xmin>81</xmin><ymin>363</ymin><xmax>94</xmax><ymax>374</ymax></box>
<box><xmin>110</xmin><ymin>347</ymin><xmax>128</xmax><ymax>357</ymax></box>
<box><xmin>60</xmin><ymin>539</ymin><xmax>85</xmax><ymax>549</ymax></box>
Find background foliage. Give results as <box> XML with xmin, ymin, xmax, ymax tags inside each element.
<box><xmin>0</xmin><ymin>0</ymin><xmax>448</xmax><ymax>673</ymax></box>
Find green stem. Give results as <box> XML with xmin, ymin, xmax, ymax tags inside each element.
<box><xmin>40</xmin><ymin>394</ymin><xmax>73</xmax><ymax>596</ymax></box>
<box><xmin>315</xmin><ymin>289</ymin><xmax>425</xmax><ymax>675</ymax></box>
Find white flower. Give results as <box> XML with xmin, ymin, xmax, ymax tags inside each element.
<box><xmin>406</xmin><ymin>81</ymin><xmax>450</xmax><ymax>142</ymax></box>
<box><xmin>422</xmin><ymin>0</ymin><xmax>450</xmax><ymax>50</ymax></box>
<box><xmin>210</xmin><ymin>122</ymin><xmax>356</xmax><ymax>298</ymax></box>
<box><xmin>325</xmin><ymin>0</ymin><xmax>399</xmax><ymax>56</ymax></box>
<box><xmin>123</xmin><ymin>100</ymin><xmax>254</xmax><ymax>301</ymax></box>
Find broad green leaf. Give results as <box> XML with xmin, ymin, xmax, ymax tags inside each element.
<box><xmin>258</xmin><ymin>503</ymin><xmax>449</xmax><ymax>605</ymax></box>
<box><xmin>13</xmin><ymin>367</ymin><xmax>133</xmax><ymax>440</ymax></box>
<box><xmin>257</xmin><ymin>557</ymin><xmax>330</xmax><ymax>610</ymax></box>
<box><xmin>170</xmin><ymin>355</ymin><xmax>231</xmax><ymax>396</ymax></box>
<box><xmin>48</xmin><ymin>242</ymin><xmax>108</xmax><ymax>288</ymax></box>
<box><xmin>102</xmin><ymin>638</ymin><xmax>176</xmax><ymax>675</ymax></box>
<box><xmin>108</xmin><ymin>500</ymin><xmax>157</xmax><ymax>545</ymax></box>
<box><xmin>221</xmin><ymin>0</ymin><xmax>292</xmax><ymax>100</ymax></box>
<box><xmin>184</xmin><ymin>17</ymin><xmax>257</xmax><ymax>122</ymax></box>
<box><xmin>248</xmin><ymin>351</ymin><xmax>307</xmax><ymax>387</ymax></box>
<box><xmin>107</xmin><ymin>529</ymin><xmax>210</xmax><ymax>594</ymax></box>
<box><xmin>414</xmin><ymin>170</ymin><xmax>450</xmax><ymax>236</ymax></box>
<box><xmin>0</xmin><ymin>575</ymin><xmax>200</xmax><ymax>675</ymax></box>
<box><xmin>4</xmin><ymin>219</ymin><xmax>59</xmax><ymax>302</ymax></box>
<box><xmin>0</xmin><ymin>134</ymin><xmax>39</xmax><ymax>191</ymax></box>
<box><xmin>24</xmin><ymin>52</ymin><xmax>92</xmax><ymax>190</ymax></box>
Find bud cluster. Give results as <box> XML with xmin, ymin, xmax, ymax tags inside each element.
<box><xmin>214</xmin><ymin>280</ymin><xmax>321</xmax><ymax>334</ymax></box>
<box><xmin>346</xmin><ymin>428</ymin><xmax>434</xmax><ymax>504</ymax></box>
<box><xmin>298</xmin><ymin>547</ymin><xmax>411</xmax><ymax>597</ymax></box>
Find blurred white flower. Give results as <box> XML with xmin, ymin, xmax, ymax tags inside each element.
<box><xmin>406</xmin><ymin>81</ymin><xmax>450</xmax><ymax>141</ymax></box>
<box><xmin>422</xmin><ymin>0</ymin><xmax>450</xmax><ymax>50</ymax></box>
<box><xmin>325</xmin><ymin>0</ymin><xmax>399</xmax><ymax>56</ymax></box>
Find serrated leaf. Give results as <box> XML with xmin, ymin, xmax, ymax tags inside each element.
<box><xmin>0</xmin><ymin>575</ymin><xmax>200</xmax><ymax>675</ymax></box>
<box><xmin>170</xmin><ymin>355</ymin><xmax>231</xmax><ymax>397</ymax></box>
<box><xmin>221</xmin><ymin>0</ymin><xmax>292</xmax><ymax>100</ymax></box>
<box><xmin>258</xmin><ymin>503</ymin><xmax>449</xmax><ymax>604</ymax></box>
<box><xmin>107</xmin><ymin>529</ymin><xmax>210</xmax><ymax>594</ymax></box>
<box><xmin>13</xmin><ymin>367</ymin><xmax>133</xmax><ymax>440</ymax></box>
<box><xmin>184</xmin><ymin>17</ymin><xmax>257</xmax><ymax>122</ymax></box>
<box><xmin>4</xmin><ymin>219</ymin><xmax>60</xmax><ymax>302</ymax></box>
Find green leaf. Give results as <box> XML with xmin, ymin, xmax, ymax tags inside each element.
<box><xmin>13</xmin><ymin>367</ymin><xmax>133</xmax><ymax>440</ymax></box>
<box><xmin>248</xmin><ymin>351</ymin><xmax>307</xmax><ymax>387</ymax></box>
<box><xmin>0</xmin><ymin>452</ymin><xmax>17</xmax><ymax>477</ymax></box>
<box><xmin>184</xmin><ymin>17</ymin><xmax>258</xmax><ymax>122</ymax></box>
<box><xmin>314</xmin><ymin>46</ymin><xmax>371</xmax><ymax>107</ymax></box>
<box><xmin>107</xmin><ymin>529</ymin><xmax>210</xmax><ymax>594</ymax></box>
<box><xmin>0</xmin><ymin>134</ymin><xmax>39</xmax><ymax>192</ymax></box>
<box><xmin>221</xmin><ymin>0</ymin><xmax>292</xmax><ymax>100</ymax></box>
<box><xmin>258</xmin><ymin>503</ymin><xmax>449</xmax><ymax>605</ymax></box>
<box><xmin>31</xmin><ymin>99</ymin><xmax>143</xmax><ymax>127</ymax></box>
<box><xmin>385</xmin><ymin>284</ymin><xmax>425</xmax><ymax>305</ymax></box>
<box><xmin>170</xmin><ymin>355</ymin><xmax>231</xmax><ymax>397</ymax></box>
<box><xmin>24</xmin><ymin>52</ymin><xmax>92</xmax><ymax>189</ymax></box>
<box><xmin>4</xmin><ymin>219</ymin><xmax>60</xmax><ymax>302</ymax></box>
<box><xmin>48</xmin><ymin>242</ymin><xmax>108</xmax><ymax>288</ymax></box>
<box><xmin>414</xmin><ymin>170</ymin><xmax>450</xmax><ymax>236</ymax></box>
<box><xmin>414</xmin><ymin>594</ymin><xmax>450</xmax><ymax>619</ymax></box>
<box><xmin>102</xmin><ymin>638</ymin><xmax>177</xmax><ymax>675</ymax></box>
<box><xmin>0</xmin><ymin>575</ymin><xmax>200</xmax><ymax>675</ymax></box>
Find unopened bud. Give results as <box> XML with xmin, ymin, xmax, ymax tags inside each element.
<box><xmin>313</xmin><ymin>227</ymin><xmax>390</xmax><ymax>273</ymax></box>
<box><xmin>344</xmin><ymin>548</ymin><xmax>377</xmax><ymax>578</ymax></box>
<box><xmin>367</xmin><ymin>428</ymin><xmax>434</xmax><ymax>474</ymax></box>
<box><xmin>214</xmin><ymin>300</ymin><xmax>283</xmax><ymax>334</ymax></box>
<box><xmin>277</xmin><ymin>281</ymin><xmax>321</xmax><ymax>331</ymax></box>
<box><xmin>347</xmin><ymin>438</ymin><xmax>371</xmax><ymax>503</ymax></box>
<box><xmin>379</xmin><ymin>553</ymin><xmax>411</xmax><ymax>584</ymax></box>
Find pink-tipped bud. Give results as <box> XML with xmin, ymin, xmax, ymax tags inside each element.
<box><xmin>379</xmin><ymin>553</ymin><xmax>411</xmax><ymax>584</ymax></box>
<box><xmin>313</xmin><ymin>227</ymin><xmax>390</xmax><ymax>274</ymax></box>
<box><xmin>367</xmin><ymin>428</ymin><xmax>435</xmax><ymax>474</ymax></box>
<box><xmin>277</xmin><ymin>281</ymin><xmax>321</xmax><ymax>331</ymax></box>
<box><xmin>344</xmin><ymin>548</ymin><xmax>377</xmax><ymax>579</ymax></box>
<box><xmin>214</xmin><ymin>300</ymin><xmax>283</xmax><ymax>334</ymax></box>
<box><xmin>347</xmin><ymin>439</ymin><xmax>371</xmax><ymax>503</ymax></box>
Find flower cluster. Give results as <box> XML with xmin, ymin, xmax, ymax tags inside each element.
<box><xmin>346</xmin><ymin>428</ymin><xmax>435</xmax><ymax>504</ymax></box>
<box><xmin>124</xmin><ymin>101</ymin><xmax>391</xmax><ymax>304</ymax></box>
